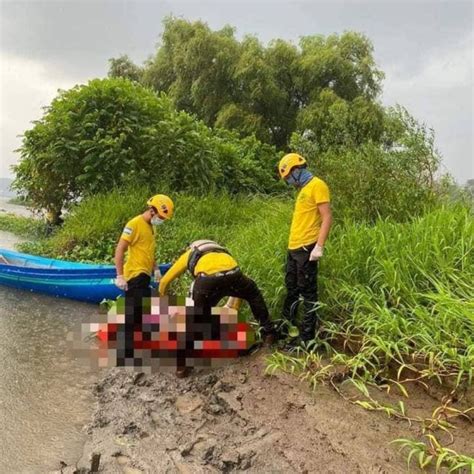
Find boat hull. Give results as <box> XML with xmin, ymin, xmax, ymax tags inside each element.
<box><xmin>0</xmin><ymin>249</ymin><xmax>170</xmax><ymax>304</ymax></box>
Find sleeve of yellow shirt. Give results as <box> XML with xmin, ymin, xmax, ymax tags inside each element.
<box><xmin>313</xmin><ymin>179</ymin><xmax>330</xmax><ymax>204</ymax></box>
<box><xmin>120</xmin><ymin>219</ymin><xmax>137</xmax><ymax>244</ymax></box>
<box><xmin>159</xmin><ymin>250</ymin><xmax>191</xmax><ymax>296</ymax></box>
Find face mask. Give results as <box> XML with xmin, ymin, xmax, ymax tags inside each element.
<box><xmin>151</xmin><ymin>216</ymin><xmax>165</xmax><ymax>226</ymax></box>
<box><xmin>285</xmin><ymin>169</ymin><xmax>300</xmax><ymax>187</ymax></box>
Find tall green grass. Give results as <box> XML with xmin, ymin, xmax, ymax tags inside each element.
<box><xmin>0</xmin><ymin>213</ymin><xmax>48</xmax><ymax>239</ymax></box>
<box><xmin>318</xmin><ymin>205</ymin><xmax>474</xmax><ymax>387</ymax></box>
<box><xmin>11</xmin><ymin>191</ymin><xmax>473</xmax><ymax>387</ymax></box>
<box><xmin>15</xmin><ymin>189</ymin><xmax>292</xmax><ymax>298</ymax></box>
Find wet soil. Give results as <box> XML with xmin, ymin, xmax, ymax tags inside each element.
<box><xmin>54</xmin><ymin>348</ymin><xmax>473</xmax><ymax>474</ymax></box>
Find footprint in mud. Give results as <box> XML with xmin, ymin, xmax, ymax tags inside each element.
<box><xmin>113</xmin><ymin>453</ymin><xmax>145</xmax><ymax>474</ymax></box>
<box><xmin>175</xmin><ymin>394</ymin><xmax>204</xmax><ymax>414</ymax></box>
<box><xmin>115</xmin><ymin>454</ymin><xmax>131</xmax><ymax>466</ymax></box>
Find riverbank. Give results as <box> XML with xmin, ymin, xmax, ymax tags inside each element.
<box><xmin>1</xmin><ymin>195</ymin><xmax>472</xmax><ymax>471</ymax></box>
<box><xmin>53</xmin><ymin>349</ymin><xmax>473</xmax><ymax>474</ymax></box>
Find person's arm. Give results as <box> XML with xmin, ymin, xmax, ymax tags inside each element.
<box><xmin>115</xmin><ymin>219</ymin><xmax>137</xmax><ymax>275</ymax></box>
<box><xmin>114</xmin><ymin>238</ymin><xmax>130</xmax><ymax>289</ymax></box>
<box><xmin>316</xmin><ymin>202</ymin><xmax>332</xmax><ymax>247</ymax></box>
<box><xmin>159</xmin><ymin>250</ymin><xmax>191</xmax><ymax>296</ymax></box>
<box><xmin>114</xmin><ymin>239</ymin><xmax>129</xmax><ymax>276</ymax></box>
<box><xmin>310</xmin><ymin>179</ymin><xmax>332</xmax><ymax>261</ymax></box>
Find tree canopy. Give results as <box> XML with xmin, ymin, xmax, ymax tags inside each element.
<box><xmin>109</xmin><ymin>17</ymin><xmax>385</xmax><ymax>150</ymax></box>
<box><xmin>14</xmin><ymin>19</ymin><xmax>443</xmax><ymax>224</ymax></box>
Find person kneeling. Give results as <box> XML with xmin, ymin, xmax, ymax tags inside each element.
<box><xmin>159</xmin><ymin>239</ymin><xmax>278</xmax><ymax>375</ymax></box>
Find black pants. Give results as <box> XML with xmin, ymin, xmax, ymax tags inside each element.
<box><xmin>192</xmin><ymin>270</ymin><xmax>275</xmax><ymax>336</ymax></box>
<box><xmin>117</xmin><ymin>273</ymin><xmax>151</xmax><ymax>364</ymax></box>
<box><xmin>282</xmin><ymin>244</ymin><xmax>319</xmax><ymax>341</ymax></box>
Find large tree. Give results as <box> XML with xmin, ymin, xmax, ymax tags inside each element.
<box><xmin>143</xmin><ymin>18</ymin><xmax>239</xmax><ymax>124</ymax></box>
<box><xmin>112</xmin><ymin>17</ymin><xmax>385</xmax><ymax>150</ymax></box>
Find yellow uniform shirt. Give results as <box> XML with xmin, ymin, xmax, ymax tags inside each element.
<box><xmin>120</xmin><ymin>215</ymin><xmax>156</xmax><ymax>281</ymax></box>
<box><xmin>159</xmin><ymin>249</ymin><xmax>238</xmax><ymax>296</ymax></box>
<box><xmin>288</xmin><ymin>177</ymin><xmax>330</xmax><ymax>250</ymax></box>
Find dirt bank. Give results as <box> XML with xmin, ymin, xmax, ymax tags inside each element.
<box><xmin>53</xmin><ymin>347</ymin><xmax>474</xmax><ymax>474</ymax></box>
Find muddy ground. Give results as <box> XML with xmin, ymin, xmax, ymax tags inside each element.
<box><xmin>55</xmin><ymin>348</ymin><xmax>473</xmax><ymax>474</ymax></box>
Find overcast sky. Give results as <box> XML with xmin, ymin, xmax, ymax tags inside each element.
<box><xmin>1</xmin><ymin>0</ymin><xmax>472</xmax><ymax>183</ymax></box>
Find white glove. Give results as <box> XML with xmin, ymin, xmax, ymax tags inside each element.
<box><xmin>154</xmin><ymin>268</ymin><xmax>162</xmax><ymax>283</ymax></box>
<box><xmin>115</xmin><ymin>275</ymin><xmax>128</xmax><ymax>291</ymax></box>
<box><xmin>309</xmin><ymin>244</ymin><xmax>323</xmax><ymax>261</ymax></box>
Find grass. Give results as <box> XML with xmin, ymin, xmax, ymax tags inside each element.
<box><xmin>323</xmin><ymin>206</ymin><xmax>473</xmax><ymax>387</ymax></box>
<box><xmin>267</xmin><ymin>205</ymin><xmax>473</xmax><ymax>387</ymax></box>
<box><xmin>392</xmin><ymin>435</ymin><xmax>474</xmax><ymax>472</ymax></box>
<box><xmin>0</xmin><ymin>213</ymin><xmax>48</xmax><ymax>239</ymax></box>
<box><xmin>264</xmin><ymin>204</ymin><xmax>473</xmax><ymax>469</ymax></box>
<box><xmin>7</xmin><ymin>191</ymin><xmax>472</xmax><ymax>390</ymax></box>
<box><xmin>7</xmin><ymin>188</ymin><xmax>292</xmax><ymax>298</ymax></box>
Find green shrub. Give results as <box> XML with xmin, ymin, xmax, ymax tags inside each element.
<box><xmin>0</xmin><ymin>214</ymin><xmax>48</xmax><ymax>239</ymax></box>
<box><xmin>13</xmin><ymin>78</ymin><xmax>281</xmax><ymax>221</ymax></box>
<box><xmin>290</xmin><ymin>106</ymin><xmax>442</xmax><ymax>223</ymax></box>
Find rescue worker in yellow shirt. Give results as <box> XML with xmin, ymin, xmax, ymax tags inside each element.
<box><xmin>159</xmin><ymin>240</ymin><xmax>277</xmax><ymax>344</ymax></box>
<box><xmin>114</xmin><ymin>194</ymin><xmax>174</xmax><ymax>366</ymax></box>
<box><xmin>278</xmin><ymin>153</ymin><xmax>332</xmax><ymax>343</ymax></box>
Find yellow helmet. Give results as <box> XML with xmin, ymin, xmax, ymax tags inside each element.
<box><xmin>147</xmin><ymin>194</ymin><xmax>174</xmax><ymax>220</ymax></box>
<box><xmin>278</xmin><ymin>153</ymin><xmax>307</xmax><ymax>179</ymax></box>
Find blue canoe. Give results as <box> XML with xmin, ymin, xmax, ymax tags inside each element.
<box><xmin>0</xmin><ymin>248</ymin><xmax>171</xmax><ymax>304</ymax></box>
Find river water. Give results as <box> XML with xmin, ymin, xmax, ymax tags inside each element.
<box><xmin>0</xmin><ymin>198</ymin><xmax>28</xmax><ymax>252</ymax></box>
<box><xmin>0</xmin><ymin>230</ymin><xmax>98</xmax><ymax>473</ymax></box>
<box><xmin>0</xmin><ymin>196</ymin><xmax>33</xmax><ymax>218</ymax></box>
<box><xmin>0</xmin><ymin>229</ymin><xmax>25</xmax><ymax>251</ymax></box>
